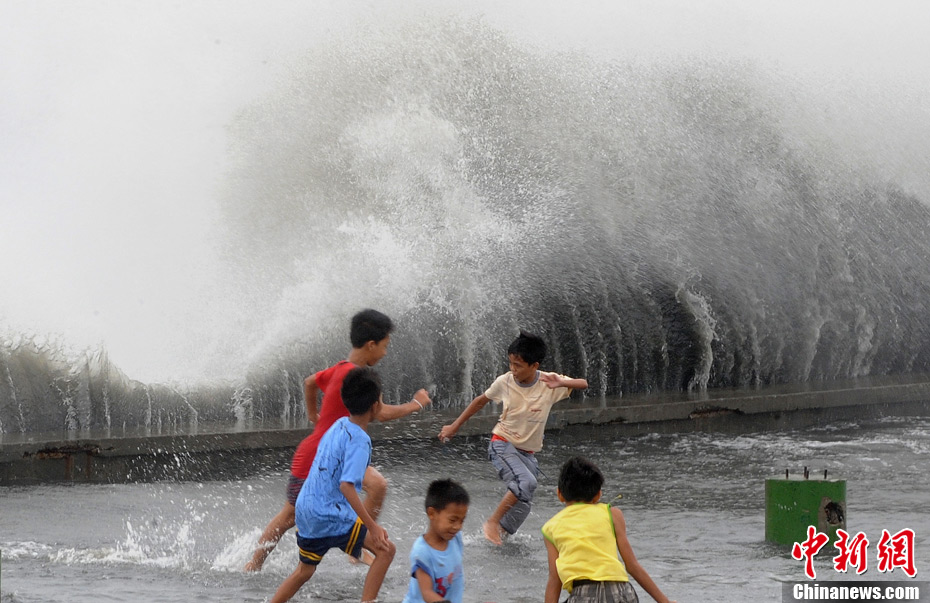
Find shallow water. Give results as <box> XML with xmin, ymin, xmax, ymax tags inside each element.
<box><xmin>2</xmin><ymin>415</ymin><xmax>928</xmax><ymax>602</ymax></box>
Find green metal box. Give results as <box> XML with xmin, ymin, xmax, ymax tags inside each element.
<box><xmin>765</xmin><ymin>478</ymin><xmax>846</xmax><ymax>546</ymax></box>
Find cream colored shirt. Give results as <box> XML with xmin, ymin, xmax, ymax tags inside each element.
<box><xmin>484</xmin><ymin>372</ymin><xmax>570</xmax><ymax>452</ymax></box>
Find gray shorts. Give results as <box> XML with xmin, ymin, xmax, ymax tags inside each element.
<box><xmin>568</xmin><ymin>581</ymin><xmax>639</xmax><ymax>603</ymax></box>
<box><xmin>488</xmin><ymin>439</ymin><xmax>539</xmax><ymax>534</ymax></box>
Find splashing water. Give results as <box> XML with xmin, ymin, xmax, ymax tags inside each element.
<box><xmin>2</xmin><ymin>416</ymin><xmax>928</xmax><ymax>601</ymax></box>
<box><xmin>2</xmin><ymin>11</ymin><xmax>930</xmax><ymax>433</ymax></box>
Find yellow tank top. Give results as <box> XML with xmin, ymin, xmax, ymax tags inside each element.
<box><xmin>541</xmin><ymin>503</ymin><xmax>629</xmax><ymax>592</ymax></box>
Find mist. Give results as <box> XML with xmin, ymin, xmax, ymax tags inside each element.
<box><xmin>1</xmin><ymin>0</ymin><xmax>928</xmax><ymax>385</ymax></box>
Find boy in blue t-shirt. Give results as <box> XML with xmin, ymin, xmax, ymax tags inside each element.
<box><xmin>270</xmin><ymin>367</ymin><xmax>396</xmax><ymax>603</ymax></box>
<box><xmin>403</xmin><ymin>479</ymin><xmax>470</xmax><ymax>603</ymax></box>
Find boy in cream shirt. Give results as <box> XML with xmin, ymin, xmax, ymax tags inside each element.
<box><xmin>439</xmin><ymin>331</ymin><xmax>587</xmax><ymax>544</ymax></box>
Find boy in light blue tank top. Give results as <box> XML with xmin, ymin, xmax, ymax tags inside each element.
<box><xmin>403</xmin><ymin>479</ymin><xmax>470</xmax><ymax>603</ymax></box>
<box><xmin>542</xmin><ymin>457</ymin><xmax>677</xmax><ymax>603</ymax></box>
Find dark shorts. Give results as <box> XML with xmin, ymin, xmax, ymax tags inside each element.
<box><xmin>296</xmin><ymin>518</ymin><xmax>367</xmax><ymax>566</ymax></box>
<box><xmin>286</xmin><ymin>474</ymin><xmax>305</xmax><ymax>506</ymax></box>
<box><xmin>568</xmin><ymin>580</ymin><xmax>639</xmax><ymax>603</ymax></box>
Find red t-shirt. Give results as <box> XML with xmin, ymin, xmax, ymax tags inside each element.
<box><xmin>289</xmin><ymin>360</ymin><xmax>358</xmax><ymax>478</ymax></box>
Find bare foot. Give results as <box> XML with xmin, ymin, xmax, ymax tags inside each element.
<box><xmin>348</xmin><ymin>549</ymin><xmax>375</xmax><ymax>566</ymax></box>
<box><xmin>243</xmin><ymin>560</ymin><xmax>262</xmax><ymax>572</ymax></box>
<box><xmin>483</xmin><ymin>520</ymin><xmax>504</xmax><ymax>545</ymax></box>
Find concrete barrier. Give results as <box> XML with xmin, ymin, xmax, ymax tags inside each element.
<box><xmin>2</xmin><ymin>378</ymin><xmax>929</xmax><ymax>484</ymax></box>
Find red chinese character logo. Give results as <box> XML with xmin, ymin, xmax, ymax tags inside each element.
<box><xmin>792</xmin><ymin>526</ymin><xmax>830</xmax><ymax>579</ymax></box>
<box><xmin>833</xmin><ymin>529</ymin><xmax>869</xmax><ymax>575</ymax></box>
<box><xmin>876</xmin><ymin>528</ymin><xmax>916</xmax><ymax>577</ymax></box>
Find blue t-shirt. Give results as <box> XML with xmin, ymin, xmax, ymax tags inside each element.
<box><xmin>402</xmin><ymin>532</ymin><xmax>465</xmax><ymax>603</ymax></box>
<box><xmin>295</xmin><ymin>416</ymin><xmax>371</xmax><ymax>538</ymax></box>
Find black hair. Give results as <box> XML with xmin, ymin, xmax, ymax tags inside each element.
<box><xmin>424</xmin><ymin>478</ymin><xmax>470</xmax><ymax>512</ymax></box>
<box><xmin>340</xmin><ymin>367</ymin><xmax>382</xmax><ymax>415</ymax></box>
<box><xmin>558</xmin><ymin>456</ymin><xmax>604</xmax><ymax>503</ymax></box>
<box><xmin>350</xmin><ymin>309</ymin><xmax>394</xmax><ymax>348</ymax></box>
<box><xmin>507</xmin><ymin>330</ymin><xmax>546</xmax><ymax>365</ymax></box>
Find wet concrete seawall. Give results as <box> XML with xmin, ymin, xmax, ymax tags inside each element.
<box><xmin>2</xmin><ymin>380</ymin><xmax>930</xmax><ymax>485</ymax></box>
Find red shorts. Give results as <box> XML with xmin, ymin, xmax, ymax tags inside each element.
<box><xmin>286</xmin><ymin>474</ymin><xmax>305</xmax><ymax>506</ymax></box>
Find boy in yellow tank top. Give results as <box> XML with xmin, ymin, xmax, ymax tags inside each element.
<box><xmin>542</xmin><ymin>457</ymin><xmax>677</xmax><ymax>603</ymax></box>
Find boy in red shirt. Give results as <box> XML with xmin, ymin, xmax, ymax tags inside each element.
<box><xmin>245</xmin><ymin>309</ymin><xmax>430</xmax><ymax>571</ymax></box>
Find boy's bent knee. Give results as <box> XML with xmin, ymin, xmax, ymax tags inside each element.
<box><xmin>524</xmin><ymin>472</ymin><xmax>538</xmax><ymax>492</ymax></box>
<box><xmin>511</xmin><ymin>474</ymin><xmax>537</xmax><ymax>503</ymax></box>
<box><xmin>369</xmin><ymin>538</ymin><xmax>396</xmax><ymax>561</ymax></box>
<box><xmin>363</xmin><ymin>467</ymin><xmax>388</xmax><ymax>495</ymax></box>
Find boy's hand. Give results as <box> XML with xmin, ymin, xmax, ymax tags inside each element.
<box><xmin>367</xmin><ymin>522</ymin><xmax>390</xmax><ymax>550</ymax></box>
<box><xmin>413</xmin><ymin>389</ymin><xmax>432</xmax><ymax>407</ymax></box>
<box><xmin>307</xmin><ymin>411</ymin><xmax>319</xmax><ymax>424</ymax></box>
<box><xmin>438</xmin><ymin>424</ymin><xmax>457</xmax><ymax>442</ymax></box>
<box><xmin>438</xmin><ymin>393</ymin><xmax>490</xmax><ymax>442</ymax></box>
<box><xmin>539</xmin><ymin>372</ymin><xmax>565</xmax><ymax>389</ymax></box>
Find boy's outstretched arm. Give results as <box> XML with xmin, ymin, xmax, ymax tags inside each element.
<box><xmin>612</xmin><ymin>507</ymin><xmax>676</xmax><ymax>603</ymax></box>
<box><xmin>544</xmin><ymin>539</ymin><xmax>563</xmax><ymax>603</ymax></box>
<box><xmin>438</xmin><ymin>393</ymin><xmax>491</xmax><ymax>441</ymax></box>
<box><xmin>539</xmin><ymin>372</ymin><xmax>588</xmax><ymax>391</ymax></box>
<box><xmin>303</xmin><ymin>375</ymin><xmax>320</xmax><ymax>424</ymax></box>
<box><xmin>339</xmin><ymin>482</ymin><xmax>389</xmax><ymax>550</ymax></box>
<box><xmin>375</xmin><ymin>389</ymin><xmax>431</xmax><ymax>422</ymax></box>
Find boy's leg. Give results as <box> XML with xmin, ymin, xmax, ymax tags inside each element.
<box><xmin>346</xmin><ymin>466</ymin><xmax>387</xmax><ymax>566</ymax></box>
<box><xmin>485</xmin><ymin>491</ymin><xmax>519</xmax><ymax>544</ymax></box>
<box><xmin>269</xmin><ymin>562</ymin><xmax>316</xmax><ymax>603</ymax></box>
<box><xmin>244</xmin><ymin>502</ymin><xmax>297</xmax><ymax>571</ymax></box>
<box><xmin>487</xmin><ymin>440</ymin><xmax>539</xmax><ymax>539</ymax></box>
<box><xmin>362</xmin><ymin>466</ymin><xmax>387</xmax><ymax>520</ymax></box>
<box><xmin>358</xmin><ymin>526</ymin><xmax>396</xmax><ymax>602</ymax></box>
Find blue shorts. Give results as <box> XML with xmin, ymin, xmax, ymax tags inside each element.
<box><xmin>296</xmin><ymin>517</ymin><xmax>367</xmax><ymax>565</ymax></box>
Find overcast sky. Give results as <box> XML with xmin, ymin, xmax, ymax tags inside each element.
<box><xmin>1</xmin><ymin>0</ymin><xmax>928</xmax><ymax>382</ymax></box>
